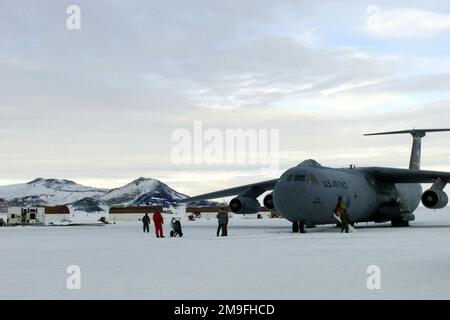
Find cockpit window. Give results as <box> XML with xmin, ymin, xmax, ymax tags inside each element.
<box><xmin>286</xmin><ymin>175</ymin><xmax>293</xmax><ymax>181</ymax></box>
<box><xmin>293</xmin><ymin>174</ymin><xmax>306</xmax><ymax>182</ymax></box>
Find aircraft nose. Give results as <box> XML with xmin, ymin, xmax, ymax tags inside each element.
<box><xmin>273</xmin><ymin>181</ymin><xmax>307</xmax><ymax>222</ymax></box>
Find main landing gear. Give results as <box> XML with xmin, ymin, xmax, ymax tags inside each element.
<box><xmin>292</xmin><ymin>221</ymin><xmax>307</xmax><ymax>233</ymax></box>
<box><xmin>391</xmin><ymin>218</ymin><xmax>410</xmax><ymax>227</ymax></box>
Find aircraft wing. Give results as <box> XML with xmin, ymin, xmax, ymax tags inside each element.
<box><xmin>359</xmin><ymin>167</ymin><xmax>450</xmax><ymax>183</ymax></box>
<box><xmin>178</xmin><ymin>179</ymin><xmax>279</xmax><ymax>203</ymax></box>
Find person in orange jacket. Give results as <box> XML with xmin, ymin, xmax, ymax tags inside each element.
<box><xmin>152</xmin><ymin>211</ymin><xmax>164</xmax><ymax>238</ymax></box>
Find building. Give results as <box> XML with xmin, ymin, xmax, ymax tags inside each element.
<box><xmin>7</xmin><ymin>207</ymin><xmax>46</xmax><ymax>225</ymax></box>
<box><xmin>185</xmin><ymin>206</ymin><xmax>273</xmax><ymax>219</ymax></box>
<box><xmin>45</xmin><ymin>206</ymin><xmax>71</xmax><ymax>224</ymax></box>
<box><xmin>6</xmin><ymin>206</ymin><xmax>71</xmax><ymax>225</ymax></box>
<box><xmin>109</xmin><ymin>206</ymin><xmax>163</xmax><ymax>222</ymax></box>
<box><xmin>186</xmin><ymin>206</ymin><xmax>225</xmax><ymax>219</ymax></box>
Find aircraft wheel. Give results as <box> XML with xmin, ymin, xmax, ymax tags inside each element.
<box><xmin>292</xmin><ymin>221</ymin><xmax>299</xmax><ymax>233</ymax></box>
<box><xmin>299</xmin><ymin>221</ymin><xmax>307</xmax><ymax>234</ymax></box>
<box><xmin>391</xmin><ymin>219</ymin><xmax>409</xmax><ymax>227</ymax></box>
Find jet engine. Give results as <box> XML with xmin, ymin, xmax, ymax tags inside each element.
<box><xmin>263</xmin><ymin>193</ymin><xmax>275</xmax><ymax>210</ymax></box>
<box><xmin>229</xmin><ymin>197</ymin><xmax>261</xmax><ymax>214</ymax></box>
<box><xmin>421</xmin><ymin>189</ymin><xmax>449</xmax><ymax>209</ymax></box>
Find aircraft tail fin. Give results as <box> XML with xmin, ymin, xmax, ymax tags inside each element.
<box><xmin>364</xmin><ymin>129</ymin><xmax>450</xmax><ymax>170</ymax></box>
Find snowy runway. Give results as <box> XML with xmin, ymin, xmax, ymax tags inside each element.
<box><xmin>2</xmin><ymin>208</ymin><xmax>450</xmax><ymax>299</ymax></box>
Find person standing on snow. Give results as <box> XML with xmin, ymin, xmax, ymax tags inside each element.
<box><xmin>152</xmin><ymin>211</ymin><xmax>164</xmax><ymax>238</ymax></box>
<box><xmin>216</xmin><ymin>209</ymin><xmax>229</xmax><ymax>237</ymax></box>
<box><xmin>142</xmin><ymin>213</ymin><xmax>150</xmax><ymax>233</ymax></box>
<box><xmin>335</xmin><ymin>197</ymin><xmax>350</xmax><ymax>233</ymax></box>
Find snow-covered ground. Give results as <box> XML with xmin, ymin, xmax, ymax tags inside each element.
<box><xmin>2</xmin><ymin>207</ymin><xmax>450</xmax><ymax>300</ymax></box>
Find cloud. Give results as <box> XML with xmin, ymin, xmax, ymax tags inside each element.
<box><xmin>365</xmin><ymin>5</ymin><xmax>450</xmax><ymax>38</ymax></box>
<box><xmin>322</xmin><ymin>73</ymin><xmax>450</xmax><ymax>100</ymax></box>
<box><xmin>294</xmin><ymin>28</ymin><xmax>319</xmax><ymax>46</ymax></box>
<box><xmin>2</xmin><ymin>1</ymin><xmax>450</xmax><ymax>192</ymax></box>
<box><xmin>180</xmin><ymin>40</ymin><xmax>393</xmax><ymax>111</ymax></box>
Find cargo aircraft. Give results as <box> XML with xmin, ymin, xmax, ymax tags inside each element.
<box><xmin>179</xmin><ymin>129</ymin><xmax>450</xmax><ymax>233</ymax></box>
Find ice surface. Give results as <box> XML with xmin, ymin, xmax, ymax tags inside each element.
<box><xmin>2</xmin><ymin>207</ymin><xmax>450</xmax><ymax>299</ymax></box>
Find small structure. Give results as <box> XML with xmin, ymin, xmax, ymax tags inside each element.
<box><xmin>109</xmin><ymin>206</ymin><xmax>163</xmax><ymax>222</ymax></box>
<box><xmin>185</xmin><ymin>206</ymin><xmax>230</xmax><ymax>219</ymax></box>
<box><xmin>186</xmin><ymin>206</ymin><xmax>273</xmax><ymax>219</ymax></box>
<box><xmin>269</xmin><ymin>209</ymin><xmax>281</xmax><ymax>218</ymax></box>
<box><xmin>186</xmin><ymin>206</ymin><xmax>210</xmax><ymax>219</ymax></box>
<box><xmin>45</xmin><ymin>206</ymin><xmax>71</xmax><ymax>224</ymax></box>
<box><xmin>6</xmin><ymin>206</ymin><xmax>71</xmax><ymax>226</ymax></box>
<box><xmin>7</xmin><ymin>207</ymin><xmax>46</xmax><ymax>225</ymax></box>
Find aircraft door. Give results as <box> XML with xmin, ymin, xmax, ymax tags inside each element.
<box><xmin>306</xmin><ymin>172</ymin><xmax>325</xmax><ymax>215</ymax></box>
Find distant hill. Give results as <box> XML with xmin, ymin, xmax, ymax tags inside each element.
<box><xmin>0</xmin><ymin>177</ymin><xmax>216</xmax><ymax>212</ymax></box>
<box><xmin>100</xmin><ymin>177</ymin><xmax>187</xmax><ymax>208</ymax></box>
<box><xmin>0</xmin><ymin>178</ymin><xmax>107</xmax><ymax>207</ymax></box>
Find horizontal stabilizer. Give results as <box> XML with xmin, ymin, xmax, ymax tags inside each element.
<box><xmin>364</xmin><ymin>128</ymin><xmax>450</xmax><ymax>170</ymax></box>
<box><xmin>364</xmin><ymin>129</ymin><xmax>450</xmax><ymax>136</ymax></box>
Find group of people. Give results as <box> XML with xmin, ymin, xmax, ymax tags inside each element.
<box><xmin>141</xmin><ymin>199</ymin><xmax>351</xmax><ymax>236</ymax></box>
<box><xmin>142</xmin><ymin>211</ymin><xmax>165</xmax><ymax>238</ymax></box>
<box><xmin>141</xmin><ymin>209</ymin><xmax>230</xmax><ymax>238</ymax></box>
<box><xmin>141</xmin><ymin>201</ymin><xmax>350</xmax><ymax>237</ymax></box>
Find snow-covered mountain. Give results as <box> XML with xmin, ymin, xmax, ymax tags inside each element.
<box><xmin>100</xmin><ymin>177</ymin><xmax>188</xmax><ymax>208</ymax></box>
<box><xmin>0</xmin><ymin>177</ymin><xmax>198</xmax><ymax>211</ymax></box>
<box><xmin>0</xmin><ymin>178</ymin><xmax>107</xmax><ymax>207</ymax></box>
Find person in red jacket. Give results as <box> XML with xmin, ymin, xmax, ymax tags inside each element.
<box><xmin>152</xmin><ymin>211</ymin><xmax>164</xmax><ymax>238</ymax></box>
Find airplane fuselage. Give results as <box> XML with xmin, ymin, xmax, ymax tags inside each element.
<box><xmin>181</xmin><ymin>129</ymin><xmax>450</xmax><ymax>231</ymax></box>
<box><xmin>273</xmin><ymin>160</ymin><xmax>422</xmax><ymax>225</ymax></box>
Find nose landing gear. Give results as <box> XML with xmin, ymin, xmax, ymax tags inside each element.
<box><xmin>292</xmin><ymin>221</ymin><xmax>299</xmax><ymax>233</ymax></box>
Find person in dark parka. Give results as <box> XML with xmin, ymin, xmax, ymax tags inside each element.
<box><xmin>335</xmin><ymin>197</ymin><xmax>350</xmax><ymax>233</ymax></box>
<box><xmin>142</xmin><ymin>213</ymin><xmax>150</xmax><ymax>233</ymax></box>
<box><xmin>216</xmin><ymin>209</ymin><xmax>229</xmax><ymax>237</ymax></box>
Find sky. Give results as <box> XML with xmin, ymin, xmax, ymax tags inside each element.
<box><xmin>2</xmin><ymin>0</ymin><xmax>450</xmax><ymax>195</ymax></box>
